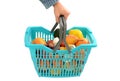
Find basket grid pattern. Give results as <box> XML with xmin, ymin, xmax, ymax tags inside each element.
<box><xmin>25</xmin><ymin>27</ymin><xmax>96</xmax><ymax>77</ymax></box>
<box><xmin>30</xmin><ymin>46</ymin><xmax>90</xmax><ymax>77</ymax></box>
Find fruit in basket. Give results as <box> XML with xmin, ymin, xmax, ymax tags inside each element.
<box><xmin>46</xmin><ymin>40</ymin><xmax>54</xmax><ymax>49</ymax></box>
<box><xmin>60</xmin><ymin>41</ymin><xmax>65</xmax><ymax>47</ymax></box>
<box><xmin>46</xmin><ymin>60</ymin><xmax>50</xmax><ymax>68</ymax></box>
<box><xmin>75</xmin><ymin>38</ymin><xmax>89</xmax><ymax>46</ymax></box>
<box><xmin>66</xmin><ymin>35</ymin><xmax>79</xmax><ymax>45</ymax></box>
<box><xmin>53</xmin><ymin>37</ymin><xmax>59</xmax><ymax>46</ymax></box>
<box><xmin>57</xmin><ymin>69</ymin><xmax>61</xmax><ymax>74</ymax></box>
<box><xmin>40</xmin><ymin>60</ymin><xmax>44</xmax><ymax>67</ymax></box>
<box><xmin>69</xmin><ymin>29</ymin><xmax>84</xmax><ymax>39</ymax></box>
<box><xmin>73</xmin><ymin>60</ymin><xmax>77</xmax><ymax>67</ymax></box>
<box><xmin>80</xmin><ymin>60</ymin><xmax>84</xmax><ymax>65</ymax></box>
<box><xmin>60</xmin><ymin>44</ymin><xmax>75</xmax><ymax>50</ymax></box>
<box><xmin>53</xmin><ymin>60</ymin><xmax>56</xmax><ymax>68</ymax></box>
<box><xmin>51</xmin><ymin>69</ymin><xmax>54</xmax><ymax>75</ymax></box>
<box><xmin>60</xmin><ymin>47</ymin><xmax>66</xmax><ymax>50</ymax></box>
<box><xmin>32</xmin><ymin>38</ymin><xmax>46</xmax><ymax>45</ymax></box>
<box><xmin>53</xmin><ymin>28</ymin><xmax>60</xmax><ymax>38</ymax></box>
<box><xmin>49</xmin><ymin>53</ymin><xmax>53</xmax><ymax>58</ymax></box>
<box><xmin>80</xmin><ymin>49</ymin><xmax>85</xmax><ymax>55</ymax></box>
<box><xmin>80</xmin><ymin>49</ymin><xmax>85</xmax><ymax>58</ymax></box>
<box><xmin>68</xmin><ymin>44</ymin><xmax>76</xmax><ymax>50</ymax></box>
<box><xmin>59</xmin><ymin>60</ymin><xmax>63</xmax><ymax>68</ymax></box>
<box><xmin>51</xmin><ymin>69</ymin><xmax>61</xmax><ymax>75</ymax></box>
<box><xmin>75</xmin><ymin>51</ymin><xmax>79</xmax><ymax>58</ymax></box>
<box><xmin>55</xmin><ymin>54</ymin><xmax>59</xmax><ymax>58</ymax></box>
<box><xmin>66</xmin><ymin>61</ymin><xmax>70</xmax><ymax>68</ymax></box>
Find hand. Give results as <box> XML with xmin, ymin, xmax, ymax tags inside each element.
<box><xmin>53</xmin><ymin>2</ymin><xmax>70</xmax><ymax>22</ymax></box>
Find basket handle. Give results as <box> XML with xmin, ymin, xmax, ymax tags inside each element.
<box><xmin>51</xmin><ymin>15</ymin><xmax>71</xmax><ymax>53</ymax></box>
<box><xmin>88</xmin><ymin>31</ymin><xmax>97</xmax><ymax>47</ymax></box>
<box><xmin>24</xmin><ymin>27</ymin><xmax>31</xmax><ymax>47</ymax></box>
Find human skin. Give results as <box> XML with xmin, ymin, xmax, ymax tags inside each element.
<box><xmin>53</xmin><ymin>1</ymin><xmax>70</xmax><ymax>22</ymax></box>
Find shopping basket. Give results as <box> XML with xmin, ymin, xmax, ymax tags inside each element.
<box><xmin>24</xmin><ymin>16</ymin><xmax>97</xmax><ymax>77</ymax></box>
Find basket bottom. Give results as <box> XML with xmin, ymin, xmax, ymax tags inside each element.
<box><xmin>35</xmin><ymin>67</ymin><xmax>84</xmax><ymax>77</ymax></box>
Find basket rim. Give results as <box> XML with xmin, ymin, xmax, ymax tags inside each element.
<box><xmin>24</xmin><ymin>26</ymin><xmax>97</xmax><ymax>52</ymax></box>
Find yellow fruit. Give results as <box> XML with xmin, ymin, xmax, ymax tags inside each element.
<box><xmin>32</xmin><ymin>38</ymin><xmax>46</xmax><ymax>45</ymax></box>
<box><xmin>60</xmin><ymin>44</ymin><xmax>75</xmax><ymax>50</ymax></box>
<box><xmin>60</xmin><ymin>47</ymin><xmax>66</xmax><ymax>50</ymax></box>
<box><xmin>57</xmin><ymin>70</ymin><xmax>61</xmax><ymax>74</ymax></box>
<box><xmin>69</xmin><ymin>29</ymin><xmax>84</xmax><ymax>39</ymax></box>
<box><xmin>51</xmin><ymin>69</ymin><xmax>54</xmax><ymax>75</ymax></box>
<box><xmin>73</xmin><ymin>60</ymin><xmax>77</xmax><ymax>66</ymax></box>
<box><xmin>66</xmin><ymin>62</ymin><xmax>70</xmax><ymax>68</ymax></box>
<box><xmin>51</xmin><ymin>69</ymin><xmax>61</xmax><ymax>75</ymax></box>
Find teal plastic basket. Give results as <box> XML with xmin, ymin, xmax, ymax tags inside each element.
<box><xmin>24</xmin><ymin>26</ymin><xmax>97</xmax><ymax>77</ymax></box>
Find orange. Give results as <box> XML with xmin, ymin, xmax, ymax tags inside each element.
<box><xmin>75</xmin><ymin>38</ymin><xmax>89</xmax><ymax>46</ymax></box>
<box><xmin>40</xmin><ymin>60</ymin><xmax>43</xmax><ymax>67</ymax></box>
<box><xmin>55</xmin><ymin>54</ymin><xmax>59</xmax><ymax>58</ymax></box>
<box><xmin>59</xmin><ymin>60</ymin><xmax>63</xmax><ymax>68</ymax></box>
<box><xmin>32</xmin><ymin>38</ymin><xmax>46</xmax><ymax>45</ymax></box>
<box><xmin>46</xmin><ymin>60</ymin><xmax>50</xmax><ymax>68</ymax></box>
<box><xmin>53</xmin><ymin>60</ymin><xmax>56</xmax><ymax>68</ymax></box>
<box><xmin>66</xmin><ymin>35</ymin><xmax>79</xmax><ymax>45</ymax></box>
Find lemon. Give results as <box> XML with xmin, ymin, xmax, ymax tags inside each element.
<box><xmin>69</xmin><ymin>29</ymin><xmax>84</xmax><ymax>39</ymax></box>
<box><xmin>51</xmin><ymin>69</ymin><xmax>54</xmax><ymax>75</ymax></box>
<box><xmin>51</xmin><ymin>69</ymin><xmax>61</xmax><ymax>75</ymax></box>
<box><xmin>57</xmin><ymin>70</ymin><xmax>61</xmax><ymax>74</ymax></box>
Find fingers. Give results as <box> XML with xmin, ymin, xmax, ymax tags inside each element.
<box><xmin>55</xmin><ymin>12</ymin><xmax>70</xmax><ymax>23</ymax></box>
<box><xmin>64</xmin><ymin>12</ymin><xmax>70</xmax><ymax>20</ymax></box>
<box><xmin>53</xmin><ymin>2</ymin><xmax>70</xmax><ymax>23</ymax></box>
<box><xmin>55</xmin><ymin>15</ymin><xmax>59</xmax><ymax>23</ymax></box>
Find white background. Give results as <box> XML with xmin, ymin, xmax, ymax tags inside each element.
<box><xmin>0</xmin><ymin>0</ymin><xmax>120</xmax><ymax>81</ymax></box>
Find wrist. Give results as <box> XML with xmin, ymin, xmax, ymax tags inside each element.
<box><xmin>53</xmin><ymin>1</ymin><xmax>60</xmax><ymax>7</ymax></box>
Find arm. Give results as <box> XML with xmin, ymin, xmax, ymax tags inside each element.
<box><xmin>53</xmin><ymin>2</ymin><xmax>70</xmax><ymax>22</ymax></box>
<box><xmin>39</xmin><ymin>0</ymin><xmax>58</xmax><ymax>9</ymax></box>
<box><xmin>39</xmin><ymin>0</ymin><xmax>70</xmax><ymax>22</ymax></box>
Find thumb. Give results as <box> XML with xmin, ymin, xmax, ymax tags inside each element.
<box><xmin>64</xmin><ymin>12</ymin><xmax>70</xmax><ymax>21</ymax></box>
<box><xmin>55</xmin><ymin>15</ymin><xmax>60</xmax><ymax>23</ymax></box>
